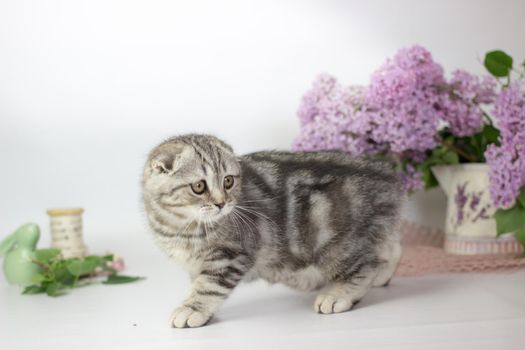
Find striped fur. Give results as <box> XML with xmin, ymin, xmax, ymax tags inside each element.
<box><xmin>142</xmin><ymin>134</ymin><xmax>405</xmax><ymax>328</ymax></box>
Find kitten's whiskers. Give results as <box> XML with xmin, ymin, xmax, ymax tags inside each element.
<box><xmin>235</xmin><ymin>205</ymin><xmax>279</xmax><ymax>230</ymax></box>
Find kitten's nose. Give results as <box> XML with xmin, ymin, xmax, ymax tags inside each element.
<box><xmin>214</xmin><ymin>202</ymin><xmax>225</xmax><ymax>209</ymax></box>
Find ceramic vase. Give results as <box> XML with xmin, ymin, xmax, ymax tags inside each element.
<box><xmin>431</xmin><ymin>163</ymin><xmax>523</xmax><ymax>255</ymax></box>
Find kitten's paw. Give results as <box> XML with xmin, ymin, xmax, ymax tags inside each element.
<box><xmin>170</xmin><ymin>306</ymin><xmax>211</xmax><ymax>328</ymax></box>
<box><xmin>314</xmin><ymin>294</ymin><xmax>353</xmax><ymax>314</ymax></box>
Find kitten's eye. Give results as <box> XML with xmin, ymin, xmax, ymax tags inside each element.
<box><xmin>223</xmin><ymin>175</ymin><xmax>234</xmax><ymax>189</ymax></box>
<box><xmin>191</xmin><ymin>180</ymin><xmax>207</xmax><ymax>195</ymax></box>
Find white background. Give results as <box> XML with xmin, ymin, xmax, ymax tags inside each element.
<box><xmin>2</xmin><ymin>3</ymin><xmax>525</xmax><ymax>349</ymax></box>
<box><xmin>1</xmin><ymin>0</ymin><xmax>525</xmax><ymax>239</ymax></box>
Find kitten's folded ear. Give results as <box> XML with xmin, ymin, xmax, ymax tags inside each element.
<box><xmin>149</xmin><ymin>143</ymin><xmax>186</xmax><ymax>175</ymax></box>
<box><xmin>151</xmin><ymin>154</ymin><xmax>176</xmax><ymax>174</ymax></box>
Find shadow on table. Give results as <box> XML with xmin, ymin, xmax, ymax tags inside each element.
<box><xmin>215</xmin><ymin>275</ymin><xmax>456</xmax><ymax>325</ymax></box>
<box><xmin>356</xmin><ymin>275</ymin><xmax>461</xmax><ymax>309</ymax></box>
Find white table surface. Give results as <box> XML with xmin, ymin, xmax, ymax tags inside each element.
<box><xmin>1</xmin><ymin>232</ymin><xmax>525</xmax><ymax>350</ymax></box>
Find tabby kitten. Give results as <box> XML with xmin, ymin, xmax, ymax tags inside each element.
<box><xmin>142</xmin><ymin>134</ymin><xmax>404</xmax><ymax>328</ymax></box>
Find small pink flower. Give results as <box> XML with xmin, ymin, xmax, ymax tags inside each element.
<box><xmin>94</xmin><ymin>256</ymin><xmax>126</xmax><ymax>277</ymax></box>
<box><xmin>110</xmin><ymin>257</ymin><xmax>125</xmax><ymax>272</ymax></box>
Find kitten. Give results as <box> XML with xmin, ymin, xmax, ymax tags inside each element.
<box><xmin>142</xmin><ymin>134</ymin><xmax>404</xmax><ymax>328</ymax></box>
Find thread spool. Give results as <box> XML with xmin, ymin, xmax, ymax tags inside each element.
<box><xmin>47</xmin><ymin>208</ymin><xmax>88</xmax><ymax>258</ymax></box>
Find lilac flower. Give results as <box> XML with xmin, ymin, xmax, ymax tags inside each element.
<box><xmin>339</xmin><ymin>108</ymin><xmax>387</xmax><ymax>155</ymax></box>
<box><xmin>295</xmin><ymin>46</ymin><xmax>449</xmax><ymax>158</ymax></box>
<box><xmin>297</xmin><ymin>73</ymin><xmax>342</xmax><ymax>127</ymax></box>
<box><xmin>367</xmin><ymin>66</ymin><xmax>417</xmax><ymax>107</ymax></box>
<box><xmin>364</xmin><ymin>98</ymin><xmax>441</xmax><ymax>153</ymax></box>
<box><xmin>364</xmin><ymin>45</ymin><xmax>444</xmax><ymax>153</ymax></box>
<box><xmin>366</xmin><ymin>45</ymin><xmax>445</xmax><ymax>109</ymax></box>
<box><xmin>345</xmin><ymin>85</ymin><xmax>368</xmax><ymax>109</ymax></box>
<box><xmin>478</xmin><ymin>76</ymin><xmax>499</xmax><ymax>104</ymax></box>
<box><xmin>293</xmin><ymin>74</ymin><xmax>370</xmax><ymax>153</ymax></box>
<box><xmin>292</xmin><ymin>118</ymin><xmax>343</xmax><ymax>152</ymax></box>
<box><xmin>485</xmin><ymin>80</ymin><xmax>525</xmax><ymax>208</ymax></box>
<box><xmin>297</xmin><ymin>89</ymin><xmax>321</xmax><ymax>127</ymax></box>
<box><xmin>437</xmin><ymin>70</ymin><xmax>496</xmax><ymax>137</ymax></box>
<box><xmin>293</xmin><ymin>45</ymin><xmax>504</xmax><ymax>194</ymax></box>
<box><xmin>485</xmin><ymin>143</ymin><xmax>524</xmax><ymax>208</ymax></box>
<box><xmin>401</xmin><ymin>164</ymin><xmax>425</xmax><ymax>192</ymax></box>
<box><xmin>493</xmin><ymin>81</ymin><xmax>525</xmax><ymax>145</ymax></box>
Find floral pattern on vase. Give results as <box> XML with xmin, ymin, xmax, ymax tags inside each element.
<box><xmin>432</xmin><ymin>163</ymin><xmax>522</xmax><ymax>255</ymax></box>
<box><xmin>451</xmin><ymin>181</ymin><xmax>492</xmax><ymax>232</ymax></box>
<box><xmin>432</xmin><ymin>164</ymin><xmax>497</xmax><ymax>238</ymax></box>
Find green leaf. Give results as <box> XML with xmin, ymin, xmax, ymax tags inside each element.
<box><xmin>482</xmin><ymin>124</ymin><xmax>500</xmax><ymax>144</ymax></box>
<box><xmin>517</xmin><ymin>186</ymin><xmax>525</xmax><ymax>208</ymax></box>
<box><xmin>34</xmin><ymin>248</ymin><xmax>61</xmax><ymax>263</ymax></box>
<box><xmin>442</xmin><ymin>150</ymin><xmax>459</xmax><ymax>164</ymax></box>
<box><xmin>423</xmin><ymin>171</ymin><xmax>439</xmax><ymax>189</ymax></box>
<box><xmin>67</xmin><ymin>258</ymin><xmax>101</xmax><ymax>277</ymax></box>
<box><xmin>53</xmin><ymin>265</ymin><xmax>76</xmax><ymax>286</ymax></box>
<box><xmin>85</xmin><ymin>255</ymin><xmax>103</xmax><ymax>264</ymax></box>
<box><xmin>515</xmin><ymin>228</ymin><xmax>525</xmax><ymax>257</ymax></box>
<box><xmin>21</xmin><ymin>253</ymin><xmax>142</xmax><ymax>297</ymax></box>
<box><xmin>83</xmin><ymin>259</ymin><xmax>100</xmax><ymax>273</ymax></box>
<box><xmin>22</xmin><ymin>285</ymin><xmax>46</xmax><ymax>294</ymax></box>
<box><xmin>103</xmin><ymin>275</ymin><xmax>145</xmax><ymax>285</ymax></box>
<box><xmin>66</xmin><ymin>259</ymin><xmax>84</xmax><ymax>276</ymax></box>
<box><xmin>102</xmin><ymin>254</ymin><xmax>114</xmax><ymax>262</ymax></box>
<box><xmin>31</xmin><ymin>274</ymin><xmax>47</xmax><ymax>283</ymax></box>
<box><xmin>484</xmin><ymin>50</ymin><xmax>513</xmax><ymax>77</ymax></box>
<box><xmin>45</xmin><ymin>282</ymin><xmax>63</xmax><ymax>297</ymax></box>
<box><xmin>494</xmin><ymin>205</ymin><xmax>525</xmax><ymax>235</ymax></box>
<box><xmin>416</xmin><ymin>162</ymin><xmax>438</xmax><ymax>189</ymax></box>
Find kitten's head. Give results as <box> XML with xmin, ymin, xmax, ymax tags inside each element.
<box><xmin>143</xmin><ymin>134</ymin><xmax>241</xmax><ymax>224</ymax></box>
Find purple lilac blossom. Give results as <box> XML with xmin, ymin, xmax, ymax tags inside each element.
<box><xmin>293</xmin><ymin>74</ymin><xmax>370</xmax><ymax>153</ymax></box>
<box><xmin>437</xmin><ymin>70</ymin><xmax>496</xmax><ymax>137</ymax></box>
<box><xmin>297</xmin><ymin>73</ymin><xmax>338</xmax><ymax>127</ymax></box>
<box><xmin>485</xmin><ymin>80</ymin><xmax>525</xmax><ymax>209</ymax></box>
<box><xmin>293</xmin><ymin>45</ymin><xmax>501</xmax><ymax>193</ymax></box>
<box><xmin>292</xmin><ymin>118</ymin><xmax>343</xmax><ymax>152</ymax></box>
<box><xmin>364</xmin><ymin>45</ymin><xmax>444</xmax><ymax>153</ymax></box>
<box><xmin>401</xmin><ymin>164</ymin><xmax>425</xmax><ymax>192</ymax></box>
<box><xmin>485</xmin><ymin>143</ymin><xmax>524</xmax><ymax>208</ymax></box>
<box><xmin>493</xmin><ymin>81</ymin><xmax>525</xmax><ymax>145</ymax></box>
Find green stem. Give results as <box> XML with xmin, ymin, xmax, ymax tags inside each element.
<box><xmin>72</xmin><ymin>274</ymin><xmax>80</xmax><ymax>288</ymax></box>
<box><xmin>31</xmin><ymin>259</ymin><xmax>49</xmax><ymax>271</ymax></box>
<box><xmin>482</xmin><ymin>112</ymin><xmax>494</xmax><ymax>125</ymax></box>
<box><xmin>441</xmin><ymin>140</ymin><xmax>478</xmax><ymax>162</ymax></box>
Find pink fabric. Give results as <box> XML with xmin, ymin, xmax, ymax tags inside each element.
<box><xmin>395</xmin><ymin>221</ymin><xmax>525</xmax><ymax>277</ymax></box>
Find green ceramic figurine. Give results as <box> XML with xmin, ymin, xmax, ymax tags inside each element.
<box><xmin>0</xmin><ymin>223</ymin><xmax>42</xmax><ymax>286</ymax></box>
